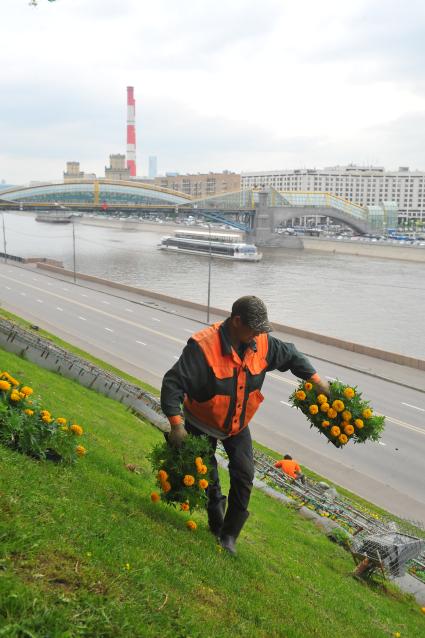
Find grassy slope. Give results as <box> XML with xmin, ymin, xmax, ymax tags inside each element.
<box><xmin>1</xmin><ymin>349</ymin><xmax>424</xmax><ymax>638</ymax></box>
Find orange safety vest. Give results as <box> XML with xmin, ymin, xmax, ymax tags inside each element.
<box><xmin>183</xmin><ymin>322</ymin><xmax>269</xmax><ymax>436</ymax></box>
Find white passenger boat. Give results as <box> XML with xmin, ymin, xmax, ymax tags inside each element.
<box><xmin>158</xmin><ymin>230</ymin><xmax>262</xmax><ymax>261</ymax></box>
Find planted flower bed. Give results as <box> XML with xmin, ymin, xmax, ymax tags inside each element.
<box><xmin>0</xmin><ymin>370</ymin><xmax>87</xmax><ymax>464</ymax></box>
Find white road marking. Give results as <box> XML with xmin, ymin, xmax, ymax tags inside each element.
<box><xmin>32</xmin><ymin>278</ymin><xmax>38</xmax><ymax>282</ymax></box>
<box><xmin>81</xmin><ymin>294</ymin><xmax>88</xmax><ymax>298</ymax></box>
<box><xmin>402</xmin><ymin>402</ymin><xmax>425</xmax><ymax>413</ymax></box>
<box><xmin>20</xmin><ymin>292</ymin><xmax>26</xmax><ymax>296</ymax></box>
<box><xmin>184</xmin><ymin>328</ymin><xmax>193</xmax><ymax>333</ymax></box>
<box><xmin>36</xmin><ymin>299</ymin><xmax>43</xmax><ymax>303</ymax></box>
<box><xmin>104</xmin><ymin>327</ymin><xmax>114</xmax><ymax>332</ymax></box>
<box><xmin>173</xmin><ymin>355</ymin><xmax>179</xmax><ymax>360</ymax></box>
<box><xmin>5</xmin><ymin>286</ymin><xmax>11</xmax><ymax>290</ymax></box>
<box><xmin>378</xmin><ymin>442</ymin><xmax>387</xmax><ymax>446</ymax></box>
<box><xmin>280</xmin><ymin>400</ymin><xmax>292</xmax><ymax>407</ymax></box>
<box><xmin>102</xmin><ymin>300</ymin><xmax>110</xmax><ymax>305</ymax></box>
<box><xmin>136</xmin><ymin>340</ymin><xmax>146</xmax><ymax>346</ymax></box>
<box><xmin>56</xmin><ymin>307</ymin><xmax>63</xmax><ymax>311</ymax></box>
<box><xmin>326</xmin><ymin>376</ymin><xmax>336</xmax><ymax>381</ymax></box>
<box><xmin>151</xmin><ymin>317</ymin><xmax>160</xmax><ymax>322</ymax></box>
<box><xmin>269</xmin><ymin>372</ymin><xmax>298</xmax><ymax>387</ymax></box>
<box><xmin>78</xmin><ymin>316</ymin><xmax>86</xmax><ymax>321</ymax></box>
<box><xmin>125</xmin><ymin>308</ymin><xmax>133</xmax><ymax>313</ymax></box>
<box><xmin>63</xmin><ymin>288</ymin><xmax>69</xmax><ymax>291</ymax></box>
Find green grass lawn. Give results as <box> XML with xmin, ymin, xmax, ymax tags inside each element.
<box><xmin>1</xmin><ymin>349</ymin><xmax>424</xmax><ymax>637</ymax></box>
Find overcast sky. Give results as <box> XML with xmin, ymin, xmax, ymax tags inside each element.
<box><xmin>2</xmin><ymin>0</ymin><xmax>425</xmax><ymax>183</ymax></box>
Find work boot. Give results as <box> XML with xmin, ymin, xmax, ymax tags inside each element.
<box><xmin>219</xmin><ymin>509</ymin><xmax>249</xmax><ymax>556</ymax></box>
<box><xmin>207</xmin><ymin>496</ymin><xmax>227</xmax><ymax>538</ymax></box>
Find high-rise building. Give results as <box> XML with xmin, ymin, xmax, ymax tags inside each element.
<box><xmin>148</xmin><ymin>156</ymin><xmax>158</xmax><ymax>178</ymax></box>
<box><xmin>241</xmin><ymin>165</ymin><xmax>425</xmax><ymax>221</ymax></box>
<box><xmin>105</xmin><ymin>154</ymin><xmax>130</xmax><ymax>181</ymax></box>
<box><xmin>154</xmin><ymin>171</ymin><xmax>240</xmax><ymax>197</ymax></box>
<box><xmin>126</xmin><ymin>86</ymin><xmax>137</xmax><ymax>177</ymax></box>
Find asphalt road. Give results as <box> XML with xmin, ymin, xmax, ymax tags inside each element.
<box><xmin>1</xmin><ymin>261</ymin><xmax>424</xmax><ymax>524</ymax></box>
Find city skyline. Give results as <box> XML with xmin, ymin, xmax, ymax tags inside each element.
<box><xmin>2</xmin><ymin>0</ymin><xmax>425</xmax><ymax>183</ymax></box>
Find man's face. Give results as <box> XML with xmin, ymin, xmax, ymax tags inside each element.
<box><xmin>230</xmin><ymin>315</ymin><xmax>260</xmax><ymax>344</ymax></box>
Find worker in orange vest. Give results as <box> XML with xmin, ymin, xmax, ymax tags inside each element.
<box><xmin>161</xmin><ymin>296</ymin><xmax>329</xmax><ymax>555</ymax></box>
<box><xmin>274</xmin><ymin>455</ymin><xmax>306</xmax><ymax>484</ymax></box>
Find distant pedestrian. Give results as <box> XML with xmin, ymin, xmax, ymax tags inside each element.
<box><xmin>274</xmin><ymin>455</ymin><xmax>306</xmax><ymax>484</ymax></box>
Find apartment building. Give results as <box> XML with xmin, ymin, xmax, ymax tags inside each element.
<box><xmin>241</xmin><ymin>165</ymin><xmax>425</xmax><ymax>220</ymax></box>
<box><xmin>154</xmin><ymin>171</ymin><xmax>240</xmax><ymax>198</ymax></box>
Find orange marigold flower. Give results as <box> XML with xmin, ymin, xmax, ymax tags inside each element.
<box><xmin>317</xmin><ymin>394</ymin><xmax>327</xmax><ymax>404</ymax></box>
<box><xmin>343</xmin><ymin>387</ymin><xmax>355</xmax><ymax>399</ymax></box>
<box><xmin>322</xmin><ymin>420</ymin><xmax>330</xmax><ymax>428</ymax></box>
<box><xmin>76</xmin><ymin>445</ymin><xmax>87</xmax><ymax>456</ymax></box>
<box><xmin>344</xmin><ymin>424</ymin><xmax>355</xmax><ymax>435</ymax></box>
<box><xmin>327</xmin><ymin>408</ymin><xmax>337</xmax><ymax>419</ymax></box>
<box><xmin>0</xmin><ymin>380</ymin><xmax>11</xmax><ymax>391</ymax></box>
<box><xmin>56</xmin><ymin>417</ymin><xmax>67</xmax><ymax>425</ymax></box>
<box><xmin>199</xmin><ymin>479</ymin><xmax>209</xmax><ymax>490</ymax></box>
<box><xmin>162</xmin><ymin>481</ymin><xmax>172</xmax><ymax>493</ymax></box>
<box><xmin>41</xmin><ymin>415</ymin><xmax>52</xmax><ymax>423</ymax></box>
<box><xmin>355</xmin><ymin>419</ymin><xmax>364</xmax><ymax>429</ymax></box>
<box><xmin>362</xmin><ymin>408</ymin><xmax>373</xmax><ymax>419</ymax></box>
<box><xmin>338</xmin><ymin>434</ymin><xmax>348</xmax><ymax>444</ymax></box>
<box><xmin>342</xmin><ymin>410</ymin><xmax>352</xmax><ymax>421</ymax></box>
<box><xmin>330</xmin><ymin>426</ymin><xmax>341</xmax><ymax>437</ymax></box>
<box><xmin>10</xmin><ymin>392</ymin><xmax>21</xmax><ymax>402</ymax></box>
<box><xmin>151</xmin><ymin>492</ymin><xmax>160</xmax><ymax>503</ymax></box>
<box><xmin>40</xmin><ymin>410</ymin><xmax>51</xmax><ymax>417</ymax></box>
<box><xmin>180</xmin><ymin>502</ymin><xmax>190</xmax><ymax>511</ymax></box>
<box><xmin>70</xmin><ymin>424</ymin><xmax>83</xmax><ymax>436</ymax></box>
<box><xmin>332</xmin><ymin>400</ymin><xmax>345</xmax><ymax>412</ymax></box>
<box><xmin>186</xmin><ymin>520</ymin><xmax>197</xmax><ymax>531</ymax></box>
<box><xmin>24</xmin><ymin>409</ymin><xmax>34</xmax><ymax>416</ymax></box>
<box><xmin>320</xmin><ymin>403</ymin><xmax>330</xmax><ymax>412</ymax></box>
<box><xmin>158</xmin><ymin>469</ymin><xmax>168</xmax><ymax>481</ymax></box>
<box><xmin>183</xmin><ymin>474</ymin><xmax>195</xmax><ymax>487</ymax></box>
<box><xmin>195</xmin><ymin>457</ymin><xmax>203</xmax><ymax>466</ymax></box>
<box><xmin>20</xmin><ymin>386</ymin><xmax>33</xmax><ymax>397</ymax></box>
<box><xmin>304</xmin><ymin>382</ymin><xmax>313</xmax><ymax>391</ymax></box>
<box><xmin>295</xmin><ymin>390</ymin><xmax>306</xmax><ymax>401</ymax></box>
<box><xmin>309</xmin><ymin>404</ymin><xmax>319</xmax><ymax>415</ymax></box>
<box><xmin>199</xmin><ymin>465</ymin><xmax>208</xmax><ymax>475</ymax></box>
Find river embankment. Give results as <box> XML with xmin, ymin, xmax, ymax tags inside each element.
<box><xmin>76</xmin><ymin>216</ymin><xmax>425</xmax><ymax>262</ymax></box>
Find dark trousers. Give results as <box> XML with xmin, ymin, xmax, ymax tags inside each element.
<box><xmin>185</xmin><ymin>422</ymin><xmax>255</xmax><ymax>515</ymax></box>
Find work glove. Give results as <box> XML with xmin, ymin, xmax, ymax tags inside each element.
<box><xmin>168</xmin><ymin>422</ymin><xmax>188</xmax><ymax>448</ymax></box>
<box><xmin>312</xmin><ymin>376</ymin><xmax>330</xmax><ymax>397</ymax></box>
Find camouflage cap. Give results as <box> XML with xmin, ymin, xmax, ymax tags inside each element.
<box><xmin>231</xmin><ymin>296</ymin><xmax>272</xmax><ymax>333</ymax></box>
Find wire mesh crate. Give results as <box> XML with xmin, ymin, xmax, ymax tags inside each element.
<box><xmin>351</xmin><ymin>530</ymin><xmax>425</xmax><ymax>578</ymax></box>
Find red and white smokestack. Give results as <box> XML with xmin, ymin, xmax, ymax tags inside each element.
<box><xmin>126</xmin><ymin>86</ymin><xmax>136</xmax><ymax>177</ymax></box>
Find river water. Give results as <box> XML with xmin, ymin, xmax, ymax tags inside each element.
<box><xmin>2</xmin><ymin>211</ymin><xmax>425</xmax><ymax>359</ymax></box>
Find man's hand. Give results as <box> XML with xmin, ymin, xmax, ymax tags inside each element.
<box><xmin>311</xmin><ymin>376</ymin><xmax>330</xmax><ymax>397</ymax></box>
<box><xmin>168</xmin><ymin>422</ymin><xmax>188</xmax><ymax>447</ymax></box>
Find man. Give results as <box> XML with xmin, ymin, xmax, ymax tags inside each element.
<box><xmin>274</xmin><ymin>454</ymin><xmax>306</xmax><ymax>484</ymax></box>
<box><xmin>160</xmin><ymin>296</ymin><xmax>329</xmax><ymax>555</ymax></box>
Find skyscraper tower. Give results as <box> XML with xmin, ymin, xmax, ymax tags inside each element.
<box><xmin>126</xmin><ymin>86</ymin><xmax>136</xmax><ymax>177</ymax></box>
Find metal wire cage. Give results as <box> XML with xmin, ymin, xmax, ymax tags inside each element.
<box><xmin>351</xmin><ymin>530</ymin><xmax>425</xmax><ymax>578</ymax></box>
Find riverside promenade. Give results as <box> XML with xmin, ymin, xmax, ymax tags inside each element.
<box><xmin>0</xmin><ymin>259</ymin><xmax>424</xmax><ymax>523</ymax></box>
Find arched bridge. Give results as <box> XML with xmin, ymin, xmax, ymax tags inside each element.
<box><xmin>0</xmin><ymin>180</ymin><xmax>393</xmax><ymax>236</ymax></box>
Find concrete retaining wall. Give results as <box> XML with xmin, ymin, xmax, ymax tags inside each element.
<box><xmin>302</xmin><ymin>237</ymin><xmax>425</xmax><ymax>262</ymax></box>
<box><xmin>36</xmin><ymin>262</ymin><xmax>425</xmax><ymax>371</ymax></box>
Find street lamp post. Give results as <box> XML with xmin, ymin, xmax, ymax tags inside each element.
<box><xmin>1</xmin><ymin>213</ymin><xmax>7</xmax><ymax>263</ymax></box>
<box><xmin>206</xmin><ymin>223</ymin><xmax>212</xmax><ymax>324</ymax></box>
<box><xmin>72</xmin><ymin>221</ymin><xmax>76</xmax><ymax>283</ymax></box>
